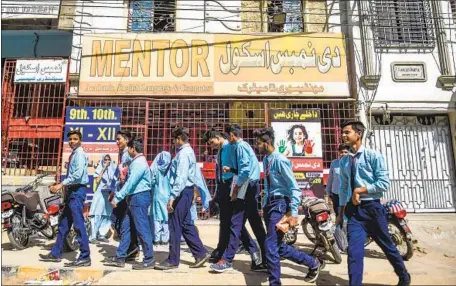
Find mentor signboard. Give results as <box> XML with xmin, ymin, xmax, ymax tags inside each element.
<box><xmin>61</xmin><ymin>107</ymin><xmax>121</xmax><ymax>202</ymax></box>
<box><xmin>270</xmin><ymin>109</ymin><xmax>324</xmax><ymax>197</ymax></box>
<box><xmin>79</xmin><ymin>33</ymin><xmax>349</xmax><ymax>97</ymax></box>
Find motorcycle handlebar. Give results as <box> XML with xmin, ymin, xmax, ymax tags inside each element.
<box><xmin>15</xmin><ymin>174</ymin><xmax>49</xmax><ymax>193</ymax></box>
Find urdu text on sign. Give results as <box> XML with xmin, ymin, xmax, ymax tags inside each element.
<box><xmin>79</xmin><ymin>33</ymin><xmax>349</xmax><ymax>97</ymax></box>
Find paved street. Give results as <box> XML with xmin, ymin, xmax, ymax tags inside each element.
<box><xmin>2</xmin><ymin>214</ymin><xmax>456</xmax><ymax>285</ymax></box>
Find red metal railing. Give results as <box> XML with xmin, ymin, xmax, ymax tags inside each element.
<box><xmin>1</xmin><ymin>59</ymin><xmax>68</xmax><ymax>176</ymax></box>
<box><xmin>2</xmin><ymin>62</ymin><xmax>355</xmax><ymax>217</ymax></box>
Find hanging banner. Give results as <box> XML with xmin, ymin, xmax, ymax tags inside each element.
<box><xmin>270</xmin><ymin>109</ymin><xmax>324</xmax><ymax>197</ymax></box>
<box><xmin>61</xmin><ymin>107</ymin><xmax>121</xmax><ymax>202</ymax></box>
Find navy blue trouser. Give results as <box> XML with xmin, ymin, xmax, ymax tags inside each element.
<box><xmin>128</xmin><ymin>191</ymin><xmax>154</xmax><ymax>263</ymax></box>
<box><xmin>264</xmin><ymin>198</ymin><xmax>318</xmax><ymax>286</ymax></box>
<box><xmin>111</xmin><ymin>198</ymin><xmax>138</xmax><ymax>256</ymax></box>
<box><xmin>168</xmin><ymin>187</ymin><xmax>208</xmax><ymax>265</ymax></box>
<box><xmin>222</xmin><ymin>182</ymin><xmax>266</xmax><ymax>263</ymax></box>
<box><xmin>345</xmin><ymin>200</ymin><xmax>409</xmax><ymax>286</ymax></box>
<box><xmin>331</xmin><ymin>193</ymin><xmax>340</xmax><ymax>217</ymax></box>
<box><xmin>51</xmin><ymin>186</ymin><xmax>90</xmax><ymax>260</ymax></box>
<box><xmin>215</xmin><ymin>179</ymin><xmax>259</xmax><ymax>258</ymax></box>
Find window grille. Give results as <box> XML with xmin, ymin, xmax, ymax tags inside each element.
<box><xmin>128</xmin><ymin>0</ymin><xmax>175</xmax><ymax>32</ymax></box>
<box><xmin>371</xmin><ymin>0</ymin><xmax>435</xmax><ymax>49</ymax></box>
<box><xmin>1</xmin><ymin>60</ymin><xmax>67</xmax><ymax>176</ymax></box>
<box><xmin>451</xmin><ymin>0</ymin><xmax>456</xmax><ymax>25</ymax></box>
<box><xmin>268</xmin><ymin>0</ymin><xmax>304</xmax><ymax>32</ymax></box>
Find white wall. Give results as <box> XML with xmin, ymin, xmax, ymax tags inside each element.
<box><xmin>70</xmin><ymin>0</ymin><xmax>128</xmax><ymax>75</ymax></box>
<box><xmin>175</xmin><ymin>0</ymin><xmax>241</xmax><ymax>33</ymax></box>
<box><xmin>341</xmin><ymin>0</ymin><xmax>456</xmax><ymax>113</ymax></box>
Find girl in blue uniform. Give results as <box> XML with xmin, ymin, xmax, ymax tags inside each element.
<box><xmin>149</xmin><ymin>151</ymin><xmax>172</xmax><ymax>245</ymax></box>
<box><xmin>89</xmin><ymin>154</ymin><xmax>117</xmax><ymax>243</ymax></box>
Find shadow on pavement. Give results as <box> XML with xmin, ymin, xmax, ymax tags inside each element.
<box><xmin>364</xmin><ymin>249</ymin><xmax>386</xmax><ymax>260</ymax></box>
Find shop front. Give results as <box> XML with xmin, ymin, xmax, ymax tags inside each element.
<box><xmin>1</xmin><ymin>30</ymin><xmax>73</xmax><ymax>176</ymax></box>
<box><xmin>71</xmin><ymin>32</ymin><xmax>355</xmax><ymax>209</ymax></box>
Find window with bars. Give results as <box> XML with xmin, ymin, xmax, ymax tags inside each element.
<box><xmin>128</xmin><ymin>0</ymin><xmax>175</xmax><ymax>32</ymax></box>
<box><xmin>372</xmin><ymin>0</ymin><xmax>435</xmax><ymax>49</ymax></box>
<box><xmin>268</xmin><ymin>0</ymin><xmax>303</xmax><ymax>32</ymax></box>
<box><xmin>451</xmin><ymin>0</ymin><xmax>456</xmax><ymax>25</ymax></box>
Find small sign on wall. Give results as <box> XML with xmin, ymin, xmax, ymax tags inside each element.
<box><xmin>14</xmin><ymin>59</ymin><xmax>68</xmax><ymax>83</ymax></box>
<box><xmin>391</xmin><ymin>62</ymin><xmax>427</xmax><ymax>82</ymax></box>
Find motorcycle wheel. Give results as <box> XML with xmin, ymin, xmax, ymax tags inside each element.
<box><xmin>63</xmin><ymin>215</ymin><xmax>92</xmax><ymax>252</ymax></box>
<box><xmin>40</xmin><ymin>224</ymin><xmax>55</xmax><ymax>239</ymax></box>
<box><xmin>301</xmin><ymin>219</ymin><xmax>316</xmax><ymax>244</ymax></box>
<box><xmin>389</xmin><ymin>221</ymin><xmax>414</xmax><ymax>261</ymax></box>
<box><xmin>7</xmin><ymin>214</ymin><xmax>29</xmax><ymax>250</ymax></box>
<box><xmin>284</xmin><ymin>228</ymin><xmax>298</xmax><ymax>245</ymax></box>
<box><xmin>323</xmin><ymin>235</ymin><xmax>342</xmax><ymax>264</ymax></box>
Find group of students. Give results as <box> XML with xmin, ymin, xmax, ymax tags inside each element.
<box><xmin>39</xmin><ymin>120</ymin><xmax>411</xmax><ymax>286</ymax></box>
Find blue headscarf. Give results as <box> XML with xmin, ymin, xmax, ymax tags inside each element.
<box><xmin>194</xmin><ymin>165</ymin><xmax>211</xmax><ymax>211</ymax></box>
<box><xmin>94</xmin><ymin>154</ymin><xmax>117</xmax><ymax>192</ymax></box>
<box><xmin>150</xmin><ymin>151</ymin><xmax>172</xmax><ymax>221</ymax></box>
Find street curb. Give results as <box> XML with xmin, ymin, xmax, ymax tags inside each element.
<box><xmin>1</xmin><ymin>265</ymin><xmax>128</xmax><ymax>282</ymax></box>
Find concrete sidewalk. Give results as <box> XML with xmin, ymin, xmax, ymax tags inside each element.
<box><xmin>2</xmin><ymin>214</ymin><xmax>456</xmax><ymax>285</ymax></box>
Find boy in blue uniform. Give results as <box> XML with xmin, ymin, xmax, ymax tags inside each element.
<box><xmin>203</xmin><ymin>128</ymin><xmax>261</xmax><ymax>268</ymax></box>
<box><xmin>326</xmin><ymin>144</ymin><xmax>350</xmax><ymax>216</ymax></box>
<box><xmin>253</xmin><ymin>127</ymin><xmax>324</xmax><ymax>285</ymax></box>
<box><xmin>155</xmin><ymin>127</ymin><xmax>210</xmax><ymax>270</ymax></box>
<box><xmin>211</xmin><ymin>124</ymin><xmax>267</xmax><ymax>272</ymax></box>
<box><xmin>40</xmin><ymin>129</ymin><xmax>91</xmax><ymax>267</ymax></box>
<box><xmin>106</xmin><ymin>138</ymin><xmax>155</xmax><ymax>270</ymax></box>
<box><xmin>105</xmin><ymin>130</ymin><xmax>139</xmax><ymax>263</ymax></box>
<box><xmin>336</xmin><ymin>121</ymin><xmax>411</xmax><ymax>286</ymax></box>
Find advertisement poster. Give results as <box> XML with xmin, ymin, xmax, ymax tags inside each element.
<box><xmin>61</xmin><ymin>107</ymin><xmax>121</xmax><ymax>203</ymax></box>
<box><xmin>270</xmin><ymin>109</ymin><xmax>324</xmax><ymax>197</ymax></box>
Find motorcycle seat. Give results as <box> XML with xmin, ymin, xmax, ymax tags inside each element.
<box><xmin>12</xmin><ymin>192</ymin><xmax>41</xmax><ymax>211</ymax></box>
<box><xmin>307</xmin><ymin>202</ymin><xmax>330</xmax><ymax>213</ymax></box>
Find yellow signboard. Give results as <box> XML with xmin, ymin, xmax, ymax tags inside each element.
<box><xmin>79</xmin><ymin>33</ymin><xmax>349</xmax><ymax>97</ymax></box>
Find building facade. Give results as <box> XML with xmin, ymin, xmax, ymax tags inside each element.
<box><xmin>1</xmin><ymin>0</ymin><xmax>72</xmax><ymax>178</ymax></box>
<box><xmin>333</xmin><ymin>0</ymin><xmax>456</xmax><ymax>212</ymax></box>
<box><xmin>3</xmin><ymin>0</ymin><xmax>454</xmax><ymax>213</ymax></box>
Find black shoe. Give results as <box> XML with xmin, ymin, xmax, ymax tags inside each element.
<box><xmin>64</xmin><ymin>259</ymin><xmax>91</xmax><ymax>268</ymax></box>
<box><xmin>250</xmin><ymin>263</ymin><xmax>268</xmax><ymax>272</ymax></box>
<box><xmin>209</xmin><ymin>256</ymin><xmax>221</xmax><ymax>264</ymax></box>
<box><xmin>126</xmin><ymin>248</ymin><xmax>140</xmax><ymax>260</ymax></box>
<box><xmin>250</xmin><ymin>252</ymin><xmax>261</xmax><ymax>266</ymax></box>
<box><xmin>153</xmin><ymin>242</ymin><xmax>159</xmax><ymax>246</ymax></box>
<box><xmin>154</xmin><ymin>260</ymin><xmax>178</xmax><ymax>270</ymax></box>
<box><xmin>103</xmin><ymin>258</ymin><xmax>125</xmax><ymax>268</ymax></box>
<box><xmin>209</xmin><ymin>249</ymin><xmax>221</xmax><ymax>264</ymax></box>
<box><xmin>89</xmin><ymin>239</ymin><xmax>99</xmax><ymax>245</ymax></box>
<box><xmin>398</xmin><ymin>273</ymin><xmax>411</xmax><ymax>286</ymax></box>
<box><xmin>304</xmin><ymin>259</ymin><xmax>325</xmax><ymax>283</ymax></box>
<box><xmin>39</xmin><ymin>253</ymin><xmax>61</xmax><ymax>262</ymax></box>
<box><xmin>190</xmin><ymin>253</ymin><xmax>211</xmax><ymax>268</ymax></box>
<box><xmin>97</xmin><ymin>237</ymin><xmax>109</xmax><ymax>243</ymax></box>
<box><xmin>132</xmin><ymin>260</ymin><xmax>155</xmax><ymax>270</ymax></box>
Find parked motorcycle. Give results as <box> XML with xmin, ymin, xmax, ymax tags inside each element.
<box><xmin>365</xmin><ymin>200</ymin><xmax>414</xmax><ymax>261</ymax></box>
<box><xmin>300</xmin><ymin>197</ymin><xmax>342</xmax><ymax>264</ymax></box>
<box><xmin>302</xmin><ymin>199</ymin><xmax>414</xmax><ymax>261</ymax></box>
<box><xmin>1</xmin><ymin>175</ymin><xmax>90</xmax><ymax>251</ymax></box>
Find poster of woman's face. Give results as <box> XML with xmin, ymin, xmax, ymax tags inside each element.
<box><xmin>271</xmin><ymin>121</ymin><xmax>323</xmax><ymax>157</ymax></box>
